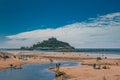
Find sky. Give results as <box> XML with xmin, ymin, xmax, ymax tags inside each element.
<box><xmin>0</xmin><ymin>0</ymin><xmax>120</xmax><ymax>48</ymax></box>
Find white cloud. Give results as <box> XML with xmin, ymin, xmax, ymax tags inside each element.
<box><xmin>2</xmin><ymin>12</ymin><xmax>120</xmax><ymax>48</ymax></box>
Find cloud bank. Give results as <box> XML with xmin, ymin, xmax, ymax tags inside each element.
<box><xmin>3</xmin><ymin>12</ymin><xmax>120</xmax><ymax>48</ymax></box>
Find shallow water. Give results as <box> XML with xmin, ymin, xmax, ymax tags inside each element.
<box><xmin>0</xmin><ymin>61</ymin><xmax>80</xmax><ymax>80</ymax></box>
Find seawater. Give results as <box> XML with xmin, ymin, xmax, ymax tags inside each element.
<box><xmin>0</xmin><ymin>61</ymin><xmax>80</xmax><ymax>80</ymax></box>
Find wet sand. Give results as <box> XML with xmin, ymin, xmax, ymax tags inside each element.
<box><xmin>0</xmin><ymin>52</ymin><xmax>120</xmax><ymax>80</ymax></box>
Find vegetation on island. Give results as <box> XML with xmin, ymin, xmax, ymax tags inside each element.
<box><xmin>20</xmin><ymin>37</ymin><xmax>75</xmax><ymax>51</ymax></box>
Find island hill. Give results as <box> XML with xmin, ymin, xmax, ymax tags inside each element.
<box><xmin>20</xmin><ymin>37</ymin><xmax>75</xmax><ymax>51</ymax></box>
<box><xmin>19</xmin><ymin>37</ymin><xmax>118</xmax><ymax>52</ymax></box>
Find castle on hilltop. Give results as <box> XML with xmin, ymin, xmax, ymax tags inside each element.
<box><xmin>20</xmin><ymin>37</ymin><xmax>75</xmax><ymax>51</ymax></box>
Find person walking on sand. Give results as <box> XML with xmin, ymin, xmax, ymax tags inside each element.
<box><xmin>58</xmin><ymin>63</ymin><xmax>60</xmax><ymax>70</ymax></box>
<box><xmin>56</xmin><ymin>63</ymin><xmax>61</xmax><ymax>72</ymax></box>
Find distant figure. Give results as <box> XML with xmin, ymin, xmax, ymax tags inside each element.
<box><xmin>116</xmin><ymin>62</ymin><xmax>118</xmax><ymax>65</ymax></box>
<box><xmin>14</xmin><ymin>56</ymin><xmax>16</xmax><ymax>58</ymax></box>
<box><xmin>93</xmin><ymin>63</ymin><xmax>96</xmax><ymax>69</ymax></box>
<box><xmin>103</xmin><ymin>63</ymin><xmax>107</xmax><ymax>69</ymax></box>
<box><xmin>96</xmin><ymin>57</ymin><xmax>102</xmax><ymax>61</ymax></box>
<box><xmin>10</xmin><ymin>64</ymin><xmax>13</xmax><ymax>71</ymax></box>
<box><xmin>3</xmin><ymin>55</ymin><xmax>9</xmax><ymax>61</ymax></box>
<box><xmin>58</xmin><ymin>63</ymin><xmax>60</xmax><ymax>69</ymax></box>
<box><xmin>105</xmin><ymin>57</ymin><xmax>107</xmax><ymax>59</ymax></box>
<box><xmin>56</xmin><ymin>63</ymin><xmax>61</xmax><ymax>72</ymax></box>
<box><xmin>103</xmin><ymin>65</ymin><xmax>107</xmax><ymax>69</ymax></box>
<box><xmin>10</xmin><ymin>64</ymin><xmax>13</xmax><ymax>68</ymax></box>
<box><xmin>56</xmin><ymin>63</ymin><xmax>57</xmax><ymax>68</ymax></box>
<box><xmin>49</xmin><ymin>59</ymin><xmax>53</xmax><ymax>63</ymax></box>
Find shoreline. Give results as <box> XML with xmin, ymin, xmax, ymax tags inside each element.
<box><xmin>0</xmin><ymin>52</ymin><xmax>120</xmax><ymax>80</ymax></box>
<box><xmin>1</xmin><ymin>50</ymin><xmax>120</xmax><ymax>59</ymax></box>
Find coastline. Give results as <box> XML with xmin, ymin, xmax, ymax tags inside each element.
<box><xmin>0</xmin><ymin>52</ymin><xmax>90</xmax><ymax>70</ymax></box>
<box><xmin>0</xmin><ymin>52</ymin><xmax>120</xmax><ymax>80</ymax></box>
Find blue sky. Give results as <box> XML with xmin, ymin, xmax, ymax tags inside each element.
<box><xmin>0</xmin><ymin>0</ymin><xmax>120</xmax><ymax>48</ymax></box>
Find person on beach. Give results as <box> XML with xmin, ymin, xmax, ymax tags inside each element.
<box><xmin>93</xmin><ymin>63</ymin><xmax>96</xmax><ymax>69</ymax></box>
<box><xmin>56</xmin><ymin>63</ymin><xmax>58</xmax><ymax>68</ymax></box>
<box><xmin>49</xmin><ymin>59</ymin><xmax>53</xmax><ymax>64</ymax></box>
<box><xmin>56</xmin><ymin>63</ymin><xmax>61</xmax><ymax>72</ymax></box>
<box><xmin>10</xmin><ymin>64</ymin><xmax>13</xmax><ymax>68</ymax></box>
<box><xmin>58</xmin><ymin>63</ymin><xmax>60</xmax><ymax>69</ymax></box>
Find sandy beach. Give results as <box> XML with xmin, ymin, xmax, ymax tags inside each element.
<box><xmin>0</xmin><ymin>52</ymin><xmax>120</xmax><ymax>80</ymax></box>
<box><xmin>56</xmin><ymin>65</ymin><xmax>120</xmax><ymax>80</ymax></box>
